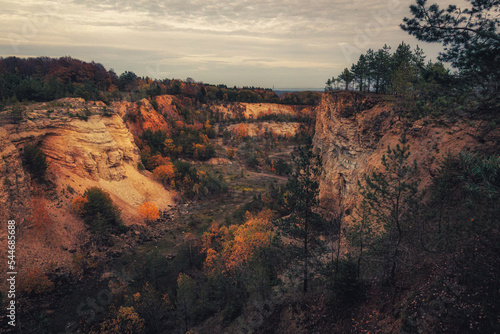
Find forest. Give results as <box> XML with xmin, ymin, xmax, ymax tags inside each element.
<box><xmin>0</xmin><ymin>57</ymin><xmax>321</xmax><ymax>108</ymax></box>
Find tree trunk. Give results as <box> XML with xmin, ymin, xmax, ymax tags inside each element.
<box><xmin>303</xmin><ymin>219</ymin><xmax>309</xmax><ymax>293</ymax></box>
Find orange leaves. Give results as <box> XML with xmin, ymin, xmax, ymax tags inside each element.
<box><xmin>71</xmin><ymin>196</ymin><xmax>88</xmax><ymax>216</ymax></box>
<box><xmin>153</xmin><ymin>162</ymin><xmax>176</xmax><ymax>187</ymax></box>
<box><xmin>147</xmin><ymin>154</ymin><xmax>171</xmax><ymax>171</ymax></box>
<box><xmin>98</xmin><ymin>306</ymin><xmax>145</xmax><ymax>334</ymax></box>
<box><xmin>233</xmin><ymin>123</ymin><xmax>249</xmax><ymax>138</ymax></box>
<box><xmin>204</xmin><ymin>248</ymin><xmax>218</xmax><ymax>271</ymax></box>
<box><xmin>137</xmin><ymin>202</ymin><xmax>160</xmax><ymax>223</ymax></box>
<box><xmin>175</xmin><ymin>120</ymin><xmax>185</xmax><ymax>129</ymax></box>
<box><xmin>226</xmin><ymin>209</ymin><xmax>274</xmax><ymax>271</ymax></box>
<box><xmin>201</xmin><ymin>209</ymin><xmax>275</xmax><ymax>274</ymax></box>
<box><xmin>163</xmin><ymin>138</ymin><xmax>176</xmax><ymax>155</ymax></box>
<box><xmin>193</xmin><ymin>143</ymin><xmax>207</xmax><ymax>160</ymax></box>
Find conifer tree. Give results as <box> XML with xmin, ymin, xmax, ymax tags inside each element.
<box><xmin>358</xmin><ymin>133</ymin><xmax>418</xmax><ymax>285</ymax></box>
<box><xmin>274</xmin><ymin>140</ymin><xmax>327</xmax><ymax>293</ymax></box>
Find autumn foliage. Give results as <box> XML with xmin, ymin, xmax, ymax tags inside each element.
<box><xmin>153</xmin><ymin>162</ymin><xmax>176</xmax><ymax>187</ymax></box>
<box><xmin>232</xmin><ymin>123</ymin><xmax>249</xmax><ymax>139</ymax></box>
<box><xmin>97</xmin><ymin>306</ymin><xmax>145</xmax><ymax>334</ymax></box>
<box><xmin>146</xmin><ymin>154</ymin><xmax>171</xmax><ymax>171</ymax></box>
<box><xmin>137</xmin><ymin>202</ymin><xmax>160</xmax><ymax>223</ymax></box>
<box><xmin>201</xmin><ymin>209</ymin><xmax>275</xmax><ymax>273</ymax></box>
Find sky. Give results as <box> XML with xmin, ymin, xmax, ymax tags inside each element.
<box><xmin>0</xmin><ymin>0</ymin><xmax>461</xmax><ymax>89</ymax></box>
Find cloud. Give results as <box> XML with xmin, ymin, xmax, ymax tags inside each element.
<box><xmin>0</xmin><ymin>0</ymin><xmax>451</xmax><ymax>88</ymax></box>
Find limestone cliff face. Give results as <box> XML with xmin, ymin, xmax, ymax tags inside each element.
<box><xmin>113</xmin><ymin>96</ymin><xmax>179</xmax><ymax>136</ymax></box>
<box><xmin>0</xmin><ymin>127</ymin><xmax>30</xmax><ymax>222</ymax></box>
<box><xmin>212</xmin><ymin>102</ymin><xmax>314</xmax><ymax>120</ymax></box>
<box><xmin>226</xmin><ymin>122</ymin><xmax>306</xmax><ymax>138</ymax></box>
<box><xmin>0</xmin><ymin>98</ymin><xmax>173</xmax><ymax>224</ymax></box>
<box><xmin>313</xmin><ymin>91</ymin><xmax>499</xmax><ymax>216</ymax></box>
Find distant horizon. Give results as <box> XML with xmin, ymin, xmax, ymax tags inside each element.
<box><xmin>2</xmin><ymin>53</ymin><xmax>327</xmax><ymax>91</ymax></box>
<box><xmin>0</xmin><ymin>0</ymin><xmax>462</xmax><ymax>89</ymax></box>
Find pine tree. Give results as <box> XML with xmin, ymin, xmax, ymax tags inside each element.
<box><xmin>338</xmin><ymin>68</ymin><xmax>355</xmax><ymax>90</ymax></box>
<box><xmin>274</xmin><ymin>141</ymin><xmax>327</xmax><ymax>293</ymax></box>
<box><xmin>358</xmin><ymin>133</ymin><xmax>418</xmax><ymax>285</ymax></box>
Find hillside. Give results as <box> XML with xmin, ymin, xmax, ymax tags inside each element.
<box><xmin>0</xmin><ymin>88</ymin><xmax>498</xmax><ymax>333</ymax></box>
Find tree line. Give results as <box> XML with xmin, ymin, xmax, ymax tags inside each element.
<box><xmin>0</xmin><ymin>57</ymin><xmax>320</xmax><ymax>107</ymax></box>
<box><xmin>328</xmin><ymin>0</ymin><xmax>499</xmax><ymax>116</ymax></box>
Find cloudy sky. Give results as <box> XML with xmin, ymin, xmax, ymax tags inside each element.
<box><xmin>0</xmin><ymin>0</ymin><xmax>458</xmax><ymax>89</ymax></box>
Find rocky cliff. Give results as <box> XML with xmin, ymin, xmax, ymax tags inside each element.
<box><xmin>1</xmin><ymin>98</ymin><xmax>174</xmax><ymax>222</ymax></box>
<box><xmin>313</xmin><ymin>91</ymin><xmax>499</xmax><ymax>217</ymax></box>
<box><xmin>0</xmin><ymin>98</ymin><xmax>175</xmax><ymax>277</ymax></box>
<box><xmin>212</xmin><ymin>102</ymin><xmax>314</xmax><ymax>120</ymax></box>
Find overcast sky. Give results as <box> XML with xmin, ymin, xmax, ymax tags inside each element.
<box><xmin>0</xmin><ymin>0</ymin><xmax>460</xmax><ymax>89</ymax></box>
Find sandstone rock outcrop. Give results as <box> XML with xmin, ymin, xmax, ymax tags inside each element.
<box><xmin>226</xmin><ymin>121</ymin><xmax>305</xmax><ymax>138</ymax></box>
<box><xmin>113</xmin><ymin>96</ymin><xmax>178</xmax><ymax>136</ymax></box>
<box><xmin>212</xmin><ymin>102</ymin><xmax>314</xmax><ymax>120</ymax></box>
<box><xmin>0</xmin><ymin>98</ymin><xmax>173</xmax><ymax>224</ymax></box>
<box><xmin>313</xmin><ymin>91</ymin><xmax>499</xmax><ymax>217</ymax></box>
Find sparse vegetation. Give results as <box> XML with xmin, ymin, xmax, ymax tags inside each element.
<box><xmin>23</xmin><ymin>143</ymin><xmax>48</xmax><ymax>180</ymax></box>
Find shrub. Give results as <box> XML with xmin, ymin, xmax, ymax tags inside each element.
<box><xmin>153</xmin><ymin>163</ymin><xmax>176</xmax><ymax>187</ymax></box>
<box><xmin>98</xmin><ymin>306</ymin><xmax>145</xmax><ymax>334</ymax></box>
<box><xmin>23</xmin><ymin>143</ymin><xmax>48</xmax><ymax>180</ymax></box>
<box><xmin>226</xmin><ymin>148</ymin><xmax>237</xmax><ymax>160</ymax></box>
<box><xmin>79</xmin><ymin>187</ymin><xmax>124</xmax><ymax>234</ymax></box>
<box><xmin>246</xmin><ymin>153</ymin><xmax>259</xmax><ymax>170</ymax></box>
<box><xmin>71</xmin><ymin>196</ymin><xmax>88</xmax><ymax>216</ymax></box>
<box><xmin>137</xmin><ymin>202</ymin><xmax>160</xmax><ymax>224</ymax></box>
<box><xmin>274</xmin><ymin>158</ymin><xmax>291</xmax><ymax>175</ymax></box>
<box><xmin>146</xmin><ymin>154</ymin><xmax>171</xmax><ymax>171</ymax></box>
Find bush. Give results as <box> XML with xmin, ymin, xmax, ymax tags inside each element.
<box><xmin>23</xmin><ymin>143</ymin><xmax>48</xmax><ymax>180</ymax></box>
<box><xmin>274</xmin><ymin>158</ymin><xmax>291</xmax><ymax>175</ymax></box>
<box><xmin>246</xmin><ymin>153</ymin><xmax>259</xmax><ymax>170</ymax></box>
<box><xmin>137</xmin><ymin>202</ymin><xmax>160</xmax><ymax>224</ymax></box>
<box><xmin>153</xmin><ymin>163</ymin><xmax>176</xmax><ymax>187</ymax></box>
<box><xmin>80</xmin><ymin>187</ymin><xmax>124</xmax><ymax>234</ymax></box>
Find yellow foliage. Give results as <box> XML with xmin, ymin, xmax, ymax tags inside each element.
<box><xmin>98</xmin><ymin>306</ymin><xmax>145</xmax><ymax>334</ymax></box>
<box><xmin>163</xmin><ymin>138</ymin><xmax>176</xmax><ymax>155</ymax></box>
<box><xmin>201</xmin><ymin>209</ymin><xmax>275</xmax><ymax>273</ymax></box>
<box><xmin>201</xmin><ymin>133</ymin><xmax>210</xmax><ymax>143</ymax></box>
<box><xmin>224</xmin><ymin>209</ymin><xmax>274</xmax><ymax>271</ymax></box>
<box><xmin>193</xmin><ymin>143</ymin><xmax>206</xmax><ymax>159</ymax></box>
<box><xmin>137</xmin><ymin>202</ymin><xmax>160</xmax><ymax>223</ymax></box>
<box><xmin>204</xmin><ymin>248</ymin><xmax>218</xmax><ymax>271</ymax></box>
